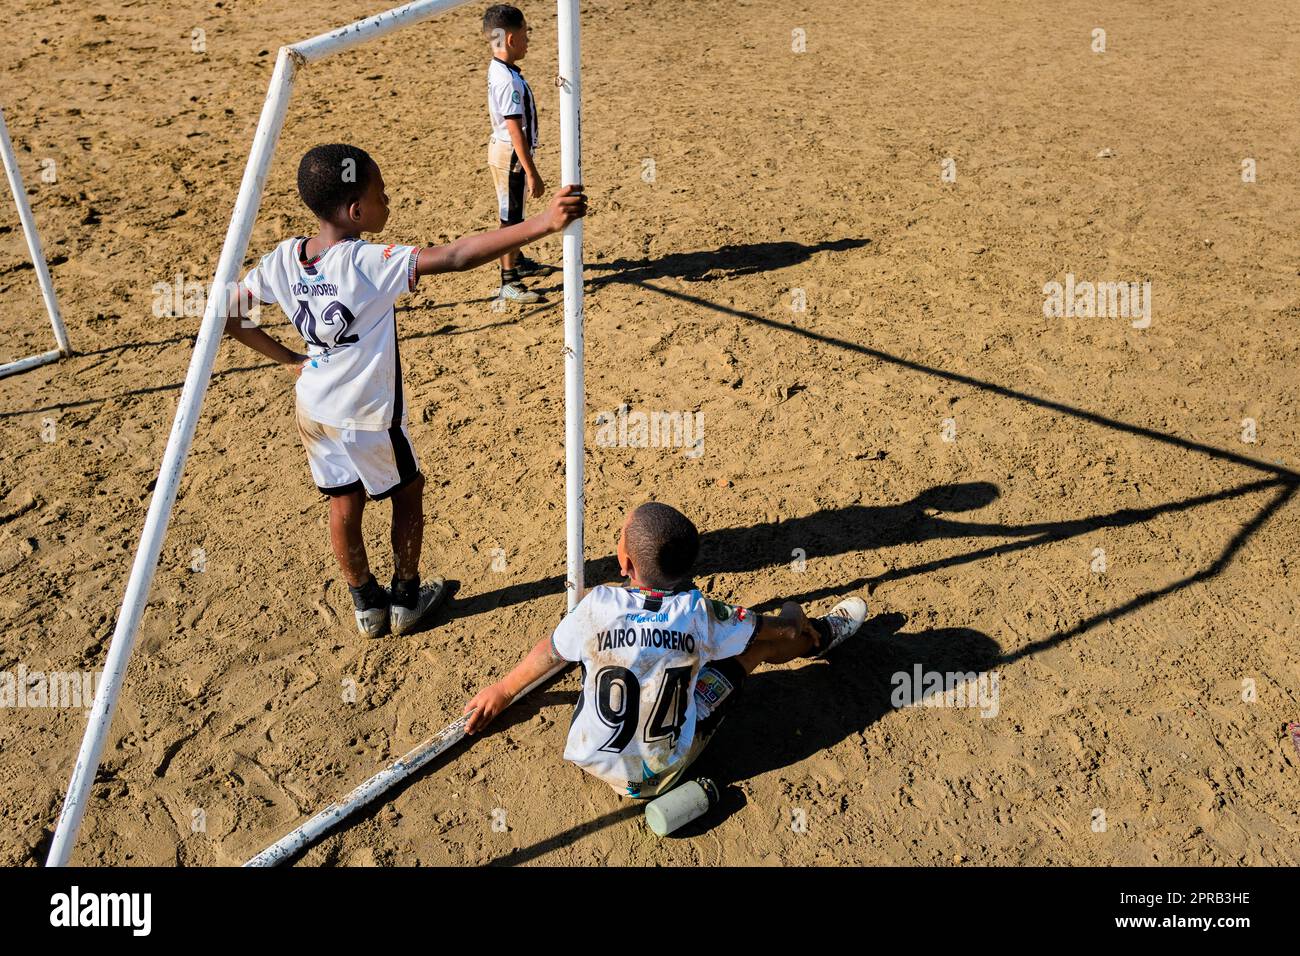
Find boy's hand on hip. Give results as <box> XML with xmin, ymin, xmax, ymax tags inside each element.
<box><xmin>464</xmin><ymin>682</ymin><xmax>515</xmax><ymax>735</ymax></box>
<box><xmin>285</xmin><ymin>353</ymin><xmax>310</xmax><ymax>377</ymax></box>
<box><xmin>544</xmin><ymin>185</ymin><xmax>587</xmax><ymax>233</ymax></box>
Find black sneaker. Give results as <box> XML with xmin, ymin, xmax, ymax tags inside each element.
<box><xmin>514</xmin><ymin>255</ymin><xmax>555</xmax><ymax>278</ymax></box>
<box><xmin>390</xmin><ymin>577</ymin><xmax>450</xmax><ymax>635</ymax></box>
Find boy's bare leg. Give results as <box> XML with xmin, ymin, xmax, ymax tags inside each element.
<box><xmin>390</xmin><ymin>475</ymin><xmax>425</xmax><ymax>583</ymax></box>
<box><xmin>333</xmin><ymin>488</ymin><xmax>391</xmax><ymax>638</ymax></box>
<box><xmin>739</xmin><ymin>598</ymin><xmax>867</xmax><ymax>671</ymax></box>
<box><xmin>329</xmin><ymin>490</ymin><xmax>370</xmax><ymax>587</ymax></box>
<box><xmin>498</xmin><ymin>247</ymin><xmax>520</xmax><ymax>275</ymax></box>
<box><xmin>736</xmin><ymin>609</ymin><xmax>819</xmax><ymax>673</ymax></box>
<box><xmin>388</xmin><ymin>475</ymin><xmax>450</xmax><ymax>633</ymax></box>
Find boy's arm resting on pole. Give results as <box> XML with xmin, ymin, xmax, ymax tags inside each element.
<box><xmin>504</xmin><ymin>116</ymin><xmax>543</xmax><ymax>197</ymax></box>
<box><xmin>464</xmin><ymin>634</ymin><xmax>565</xmax><ymax>734</ymax></box>
<box><xmin>221</xmin><ymin>284</ymin><xmax>308</xmax><ymax>372</ymax></box>
<box><xmin>415</xmin><ymin>185</ymin><xmax>586</xmax><ymax>276</ymax></box>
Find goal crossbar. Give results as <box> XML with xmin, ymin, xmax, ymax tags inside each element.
<box><xmin>0</xmin><ymin>105</ymin><xmax>71</xmax><ymax>378</ymax></box>
<box><xmin>45</xmin><ymin>0</ymin><xmax>586</xmax><ymax>867</ymax></box>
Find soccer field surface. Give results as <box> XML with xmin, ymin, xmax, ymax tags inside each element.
<box><xmin>1</xmin><ymin>0</ymin><xmax>1297</xmax><ymax>866</ymax></box>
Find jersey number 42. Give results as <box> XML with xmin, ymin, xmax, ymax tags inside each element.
<box><xmin>292</xmin><ymin>299</ymin><xmax>360</xmax><ymax>350</ymax></box>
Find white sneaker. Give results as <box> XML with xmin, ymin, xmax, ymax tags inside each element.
<box><xmin>354</xmin><ymin>605</ymin><xmax>389</xmax><ymax>639</ymax></box>
<box><xmin>390</xmin><ymin>577</ymin><xmax>450</xmax><ymax>636</ymax></box>
<box><xmin>814</xmin><ymin>596</ymin><xmax>868</xmax><ymax>657</ymax></box>
<box><xmin>498</xmin><ymin>281</ymin><xmax>542</xmax><ymax>304</ymax></box>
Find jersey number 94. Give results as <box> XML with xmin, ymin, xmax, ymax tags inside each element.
<box><xmin>591</xmin><ymin>665</ymin><xmax>693</xmax><ymax>752</ymax></box>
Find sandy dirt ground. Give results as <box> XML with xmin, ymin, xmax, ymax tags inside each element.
<box><xmin>1</xmin><ymin>0</ymin><xmax>1298</xmax><ymax>866</ymax></box>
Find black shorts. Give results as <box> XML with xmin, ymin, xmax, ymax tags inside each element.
<box><xmin>694</xmin><ymin>656</ymin><xmax>747</xmax><ymax>739</ymax></box>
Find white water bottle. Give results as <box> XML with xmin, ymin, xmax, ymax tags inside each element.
<box><xmin>645</xmin><ymin>778</ymin><xmax>719</xmax><ymax>836</ymax></box>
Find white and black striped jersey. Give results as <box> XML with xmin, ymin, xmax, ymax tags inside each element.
<box><xmin>487</xmin><ymin>57</ymin><xmax>538</xmax><ymax>153</ymax></box>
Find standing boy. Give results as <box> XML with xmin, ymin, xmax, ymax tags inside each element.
<box><xmin>223</xmin><ymin>143</ymin><xmax>585</xmax><ymax>637</ymax></box>
<box><xmin>465</xmin><ymin>502</ymin><xmax>868</xmax><ymax>798</ymax></box>
<box><xmin>483</xmin><ymin>4</ymin><xmax>551</xmax><ymax>304</ymax></box>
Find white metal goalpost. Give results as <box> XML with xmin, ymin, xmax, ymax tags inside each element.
<box><xmin>46</xmin><ymin>0</ymin><xmax>586</xmax><ymax>867</ymax></box>
<box><xmin>0</xmin><ymin>105</ymin><xmax>72</xmax><ymax>378</ymax></box>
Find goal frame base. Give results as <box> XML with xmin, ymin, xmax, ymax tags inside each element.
<box><xmin>0</xmin><ymin>105</ymin><xmax>71</xmax><ymax>378</ymax></box>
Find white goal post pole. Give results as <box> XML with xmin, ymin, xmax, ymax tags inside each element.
<box><xmin>44</xmin><ymin>47</ymin><xmax>301</xmax><ymax>867</ymax></box>
<box><xmin>0</xmin><ymin>349</ymin><xmax>64</xmax><ymax>377</ymax></box>
<box><xmin>558</xmin><ymin>0</ymin><xmax>585</xmax><ymax>611</ymax></box>
<box><xmin>245</xmin><ymin>661</ymin><xmax>568</xmax><ymax>866</ymax></box>
<box><xmin>0</xmin><ymin>105</ymin><xmax>71</xmax><ymax>375</ymax></box>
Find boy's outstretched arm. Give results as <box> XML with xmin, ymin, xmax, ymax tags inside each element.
<box><xmin>416</xmin><ymin>185</ymin><xmax>586</xmax><ymax>276</ymax></box>
<box><xmin>464</xmin><ymin>634</ymin><xmax>564</xmax><ymax>735</ymax></box>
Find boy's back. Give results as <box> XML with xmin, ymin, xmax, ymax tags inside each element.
<box><xmin>464</xmin><ymin>503</ymin><xmax>867</xmax><ymax>806</ymax></box>
<box><xmin>244</xmin><ymin>236</ymin><xmax>418</xmax><ymax>430</ymax></box>
<box><xmin>550</xmin><ymin>583</ymin><xmax>756</xmax><ymax>795</ymax></box>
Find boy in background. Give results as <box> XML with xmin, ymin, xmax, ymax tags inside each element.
<box><xmin>465</xmin><ymin>502</ymin><xmax>868</xmax><ymax>798</ymax></box>
<box><xmin>483</xmin><ymin>3</ymin><xmax>552</xmax><ymax>304</ymax></box>
<box><xmin>223</xmin><ymin>143</ymin><xmax>585</xmax><ymax>637</ymax></box>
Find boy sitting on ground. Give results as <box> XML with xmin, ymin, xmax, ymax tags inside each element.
<box><xmin>464</xmin><ymin>502</ymin><xmax>867</xmax><ymax>798</ymax></box>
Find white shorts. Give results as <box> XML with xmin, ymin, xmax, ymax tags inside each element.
<box><xmin>296</xmin><ymin>408</ymin><xmax>422</xmax><ymax>500</ymax></box>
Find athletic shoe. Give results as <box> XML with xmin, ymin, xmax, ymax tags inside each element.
<box><xmin>354</xmin><ymin>605</ymin><xmax>389</xmax><ymax>639</ymax></box>
<box><xmin>515</xmin><ymin>255</ymin><xmax>555</xmax><ymax>278</ymax></box>
<box><xmin>498</xmin><ymin>281</ymin><xmax>542</xmax><ymax>304</ymax></box>
<box><xmin>813</xmin><ymin>596</ymin><xmax>868</xmax><ymax>657</ymax></box>
<box><xmin>390</xmin><ymin>577</ymin><xmax>451</xmax><ymax>636</ymax></box>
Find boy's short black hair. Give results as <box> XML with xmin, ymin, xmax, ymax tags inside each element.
<box><xmin>297</xmin><ymin>144</ymin><xmax>376</xmax><ymax>221</ymax></box>
<box><xmin>625</xmin><ymin>502</ymin><xmax>699</xmax><ymax>591</ymax></box>
<box><xmin>483</xmin><ymin>4</ymin><xmax>526</xmax><ymax>35</ymax></box>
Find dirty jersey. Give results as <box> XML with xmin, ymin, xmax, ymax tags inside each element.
<box><xmin>242</xmin><ymin>236</ymin><xmax>420</xmax><ymax>430</ymax></box>
<box><xmin>549</xmin><ymin>584</ymin><xmax>757</xmax><ymax>794</ymax></box>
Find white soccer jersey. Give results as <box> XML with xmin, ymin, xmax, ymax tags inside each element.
<box><xmin>550</xmin><ymin>585</ymin><xmax>757</xmax><ymax>795</ymax></box>
<box><xmin>242</xmin><ymin>237</ymin><xmax>419</xmax><ymax>430</ymax></box>
<box><xmin>487</xmin><ymin>57</ymin><xmax>538</xmax><ymax>152</ymax></box>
